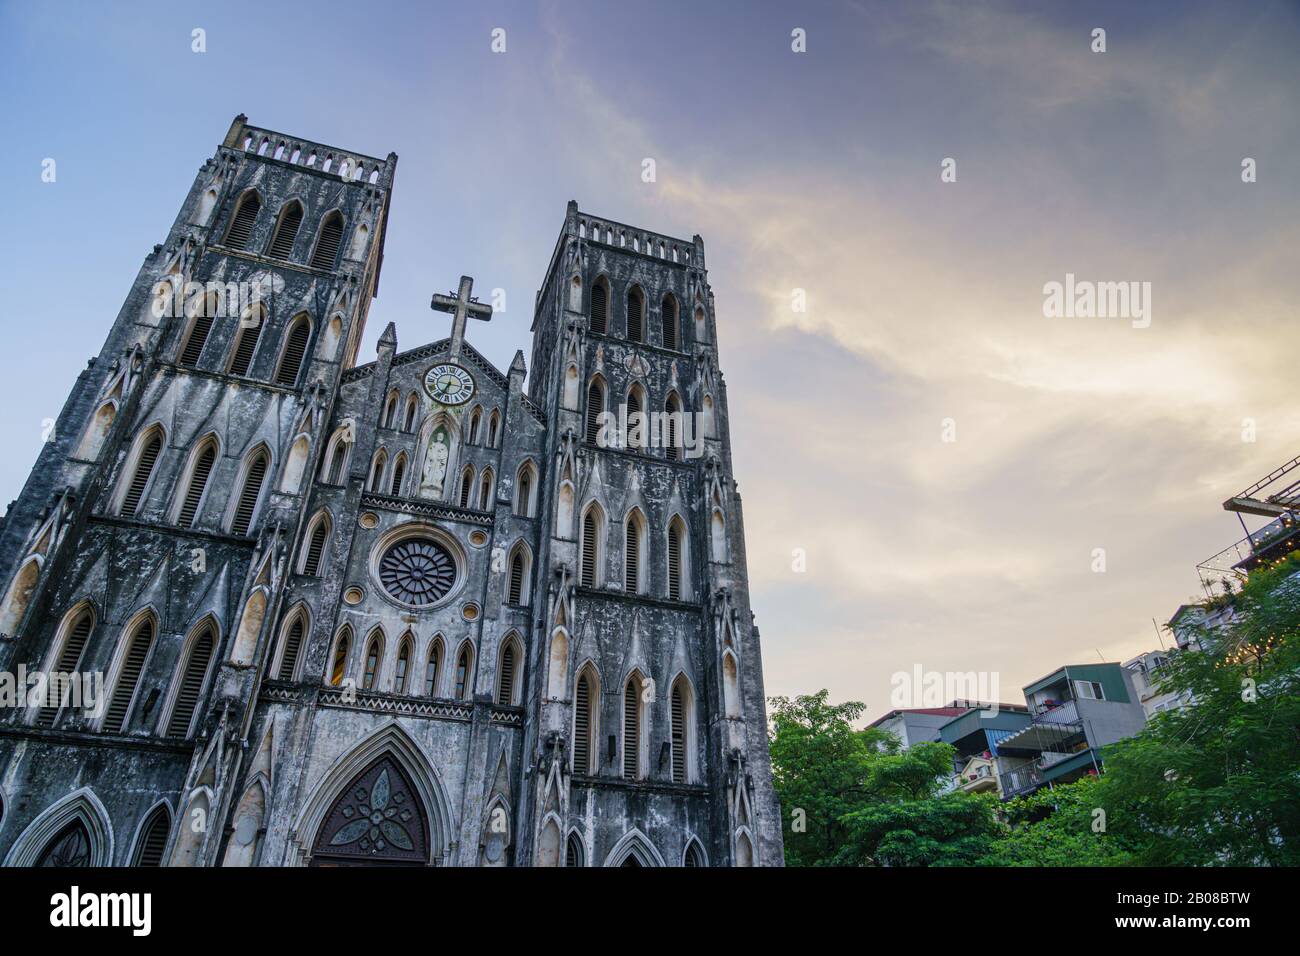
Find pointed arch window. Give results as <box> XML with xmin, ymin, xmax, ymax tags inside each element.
<box><xmin>34</xmin><ymin>605</ymin><xmax>94</xmax><ymax>727</ymax></box>
<box><xmin>226</xmin><ymin>307</ymin><xmax>264</xmax><ymax>377</ymax></box>
<box><xmin>310</xmin><ymin>211</ymin><xmax>344</xmax><ymax>271</ymax></box>
<box><xmin>623</xmin><ymin>673</ymin><xmax>644</xmax><ymax>780</ymax></box>
<box><xmin>624</xmin><ymin>510</ymin><xmax>645</xmax><ymax>594</ymax></box>
<box><xmin>683</xmin><ymin>839</ymin><xmax>704</xmax><ymax>868</ymax></box>
<box><xmin>132</xmin><ymin>804</ymin><xmax>171</xmax><ymax>866</ymax></box>
<box><xmin>627</xmin><ymin>287</ymin><xmax>644</xmax><ymax>342</ymax></box>
<box><xmin>496</xmin><ymin>636</ymin><xmax>520</xmax><ymax>706</ymax></box>
<box><xmin>573</xmin><ymin>666</ymin><xmax>596</xmax><ymax>775</ymax></box>
<box><xmin>273</xmin><ymin>609</ymin><xmax>307</xmax><ymax>681</ymax></box>
<box><xmin>670</xmin><ymin>676</ymin><xmax>693</xmax><ymax>784</ymax></box>
<box><xmin>514</xmin><ymin>462</ymin><xmax>536</xmax><ymax>517</ymax></box>
<box><xmin>458</xmin><ymin>466</ymin><xmax>476</xmax><ymax>509</ymax></box>
<box><xmin>383</xmin><ymin>391</ymin><xmax>399</xmax><ymax>429</ymax></box>
<box><xmin>585</xmin><ymin>376</ymin><xmax>606</xmax><ymax>445</ymax></box>
<box><xmin>327</xmin><ymin>626</ymin><xmax>352</xmax><ymax>686</ymax></box>
<box><xmin>590</xmin><ymin>276</ymin><xmax>609</xmax><ymax>334</ymax></box>
<box><xmin>36</xmin><ymin>819</ymin><xmax>92</xmax><ymax>867</ymax></box>
<box><xmin>478</xmin><ymin>468</ymin><xmax>494</xmax><ymax>510</ymax></box>
<box><xmin>102</xmin><ymin>615</ymin><xmax>154</xmax><ymax>733</ymax></box>
<box><xmin>229</xmin><ymin>448</ymin><xmax>270</xmax><ymax>536</ymax></box>
<box><xmin>580</xmin><ymin>504</ymin><xmax>604</xmax><ymax>588</ymax></box>
<box><xmin>224</xmin><ymin>191</ymin><xmax>261</xmax><ymax>250</ymax></box>
<box><xmin>565</xmin><ymin>832</ymin><xmax>584</xmax><ymax>867</ymax></box>
<box><xmin>175</xmin><ymin>437</ymin><xmax>217</xmax><ymax>527</ymax></box>
<box><xmin>468</xmin><ymin>407</ymin><xmax>482</xmax><ymax>445</ymax></box>
<box><xmin>266</xmin><ymin>200</ymin><xmax>303</xmax><ymax>259</ymax></box>
<box><xmin>164</xmin><ymin>621</ymin><xmax>216</xmax><ymax>737</ymax></box>
<box><xmin>403</xmin><ymin>394</ymin><xmax>419</xmax><ymax>432</ymax></box>
<box><xmin>487</xmin><ymin>410</ymin><xmax>500</xmax><ymax>448</ymax></box>
<box><xmin>507</xmin><ymin>544</ymin><xmax>529</xmax><ymax>606</ymax></box>
<box><xmin>322</xmin><ymin>430</ymin><xmax>350</xmax><ymax>484</ymax></box>
<box><xmin>395</xmin><ymin>635</ymin><xmax>413</xmax><ymax>694</ymax></box>
<box><xmin>120</xmin><ymin>426</ymin><xmax>164</xmax><ymax>517</ymax></box>
<box><xmin>362</xmin><ymin>632</ymin><xmax>383</xmax><ymax>690</ymax></box>
<box><xmin>274</xmin><ymin>314</ymin><xmax>311</xmax><ymax>386</ymax></box>
<box><xmin>662</xmin><ymin>294</ymin><xmax>679</xmax><ymax>350</ymax></box>
<box><xmin>178</xmin><ymin>308</ymin><xmax>215</xmax><ymax>367</ymax></box>
<box><xmin>454</xmin><ymin>644</ymin><xmax>472</xmax><ymax>699</ymax></box>
<box><xmin>389</xmin><ymin>454</ymin><xmax>407</xmax><ymax>496</ymax></box>
<box><xmin>367</xmin><ymin>448</ymin><xmax>388</xmax><ymax>492</ymax></box>
<box><xmin>667</xmin><ymin>516</ymin><xmax>688</xmax><ymax>601</ymax></box>
<box><xmin>664</xmin><ymin>393</ymin><xmax>683</xmax><ymax>462</ymax></box>
<box><xmin>424</xmin><ymin>638</ymin><xmax>444</xmax><ymax>696</ymax></box>
<box><xmin>300</xmin><ymin>513</ymin><xmax>330</xmax><ymax>576</ymax></box>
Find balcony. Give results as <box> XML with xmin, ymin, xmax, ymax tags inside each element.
<box><xmin>994</xmin><ymin>699</ymin><xmax>1084</xmax><ymax>757</ymax></box>
<box><xmin>999</xmin><ymin>761</ymin><xmax>1043</xmax><ymax>798</ymax></box>
<box><xmin>1196</xmin><ymin>512</ymin><xmax>1300</xmax><ymax>587</ymax></box>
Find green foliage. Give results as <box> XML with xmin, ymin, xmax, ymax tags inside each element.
<box><xmin>977</xmin><ymin>775</ymin><xmax>1135</xmax><ymax>866</ymax></box>
<box><xmin>835</xmin><ymin>792</ymin><xmax>1000</xmax><ymax>866</ymax></box>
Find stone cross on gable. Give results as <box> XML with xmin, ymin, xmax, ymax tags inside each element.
<box><xmin>431</xmin><ymin>275</ymin><xmax>492</xmax><ymax>361</ymax></box>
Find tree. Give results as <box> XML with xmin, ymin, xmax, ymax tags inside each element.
<box><xmin>835</xmin><ymin>791</ymin><xmax>1000</xmax><ymax>866</ymax></box>
<box><xmin>977</xmin><ymin>775</ymin><xmax>1135</xmax><ymax>866</ymax></box>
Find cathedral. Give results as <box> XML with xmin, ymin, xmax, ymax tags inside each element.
<box><xmin>0</xmin><ymin>116</ymin><xmax>782</xmax><ymax>867</ymax></box>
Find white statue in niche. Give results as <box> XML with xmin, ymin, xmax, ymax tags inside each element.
<box><xmin>420</xmin><ymin>426</ymin><xmax>451</xmax><ymax>498</ymax></box>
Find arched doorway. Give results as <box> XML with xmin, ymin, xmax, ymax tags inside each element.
<box><xmin>310</xmin><ymin>755</ymin><xmax>431</xmax><ymax>866</ymax></box>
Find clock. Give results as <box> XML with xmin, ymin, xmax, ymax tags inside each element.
<box><xmin>423</xmin><ymin>363</ymin><xmax>475</xmax><ymax>405</ymax></box>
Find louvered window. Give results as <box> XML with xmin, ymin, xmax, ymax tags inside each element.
<box><xmin>424</xmin><ymin>644</ymin><xmax>442</xmax><ymax>696</ymax></box>
<box><xmin>225</xmin><ymin>193</ymin><xmax>261</xmax><ymax>250</ymax></box>
<box><xmin>328</xmin><ymin>629</ymin><xmax>350</xmax><ymax>686</ymax></box>
<box><xmin>627</xmin><ymin>289</ymin><xmax>644</xmax><ymax>342</ymax></box>
<box><xmin>274</xmin><ymin>318</ymin><xmax>310</xmax><ymax>386</ymax></box>
<box><xmin>227</xmin><ymin>320</ymin><xmax>262</xmax><ymax>377</ymax></box>
<box><xmin>508</xmin><ymin>550</ymin><xmax>526</xmax><ymax>606</ymax></box>
<box><xmin>684</xmin><ymin>842</ymin><xmax>702</xmax><ymax>868</ymax></box>
<box><xmin>230</xmin><ymin>452</ymin><xmax>268</xmax><ymax>537</ymax></box>
<box><xmin>389</xmin><ymin>458</ymin><xmax>405</xmax><ymax>496</ymax></box>
<box><xmin>35</xmin><ymin>611</ymin><xmax>93</xmax><ymax>727</ymax></box>
<box><xmin>179</xmin><ymin>316</ymin><xmax>214</xmax><ymax>367</ymax></box>
<box><xmin>585</xmin><ymin>380</ymin><xmax>604</xmax><ymax>444</ymax></box>
<box><xmin>468</xmin><ymin>410</ymin><xmax>481</xmax><ymax>444</ymax></box>
<box><xmin>625</xmin><ymin>518</ymin><xmax>640</xmax><ymax>593</ymax></box>
<box><xmin>478</xmin><ymin>472</ymin><xmax>493</xmax><ymax>510</ymax></box>
<box><xmin>362</xmin><ymin>639</ymin><xmax>380</xmax><ymax>690</ymax></box>
<box><xmin>368</xmin><ymin>453</ymin><xmax>386</xmax><ymax>492</ymax></box>
<box><xmin>590</xmin><ymin>280</ymin><xmax>607</xmax><ymax>334</ymax></box>
<box><xmin>662</xmin><ymin>295</ymin><xmax>678</xmax><ymax>350</ymax></box>
<box><xmin>310</xmin><ymin>212</ymin><xmax>344</xmax><ymax>271</ymax></box>
<box><xmin>302</xmin><ymin>519</ymin><xmax>328</xmax><ymax>576</ymax></box>
<box><xmin>581</xmin><ymin>510</ymin><xmax>598</xmax><ymax>588</ymax></box>
<box><xmin>573</xmin><ymin>673</ymin><xmax>593</xmax><ymax>774</ymax></box>
<box><xmin>671</xmin><ymin>683</ymin><xmax>686</xmax><ymax>783</ymax></box>
<box><xmin>133</xmin><ymin>807</ymin><xmax>170</xmax><ymax>866</ymax></box>
<box><xmin>516</xmin><ymin>469</ymin><xmax>532</xmax><ymax>516</ymax></box>
<box><xmin>668</xmin><ymin>522</ymin><xmax>683</xmax><ymax>601</ymax></box>
<box><xmin>275</xmin><ymin>616</ymin><xmax>304</xmax><ymax>681</ymax></box>
<box><xmin>165</xmin><ymin>624</ymin><xmax>214</xmax><ymax>737</ymax></box>
<box><xmin>395</xmin><ymin>641</ymin><xmax>411</xmax><ymax>693</ymax></box>
<box><xmin>103</xmin><ymin>619</ymin><xmax>153</xmax><ymax>733</ymax></box>
<box><xmin>121</xmin><ymin>431</ymin><xmax>163</xmax><ymax>517</ymax></box>
<box><xmin>454</xmin><ymin>648</ymin><xmax>470</xmax><ymax>699</ymax></box>
<box><xmin>459</xmin><ymin>470</ymin><xmax>474</xmax><ymax>509</ymax></box>
<box><xmin>267</xmin><ymin>201</ymin><xmax>302</xmax><ymax>259</ymax></box>
<box><xmin>665</xmin><ymin>397</ymin><xmax>681</xmax><ymax>462</ymax></box>
<box><xmin>176</xmin><ymin>442</ymin><xmax>215</xmax><ymax>527</ymax></box>
<box><xmin>565</xmin><ymin>833</ymin><xmax>583</xmax><ymax>867</ymax></box>
<box><xmin>496</xmin><ymin>643</ymin><xmax>516</xmax><ymax>705</ymax></box>
<box><xmin>404</xmin><ymin>400</ymin><xmax>417</xmax><ymax>432</ymax></box>
<box><xmin>623</xmin><ymin>679</ymin><xmax>640</xmax><ymax>779</ymax></box>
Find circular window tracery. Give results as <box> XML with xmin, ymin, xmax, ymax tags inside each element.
<box><xmin>378</xmin><ymin>538</ymin><xmax>457</xmax><ymax>607</ymax></box>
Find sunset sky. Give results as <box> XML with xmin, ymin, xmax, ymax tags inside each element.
<box><xmin>3</xmin><ymin>0</ymin><xmax>1298</xmax><ymax>720</ymax></box>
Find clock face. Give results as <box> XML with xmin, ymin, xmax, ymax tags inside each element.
<box><xmin>424</xmin><ymin>363</ymin><xmax>475</xmax><ymax>405</ymax></box>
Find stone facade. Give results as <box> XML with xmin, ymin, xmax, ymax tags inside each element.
<box><xmin>0</xmin><ymin>116</ymin><xmax>782</xmax><ymax>867</ymax></box>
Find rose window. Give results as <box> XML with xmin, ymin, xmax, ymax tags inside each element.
<box><xmin>378</xmin><ymin>538</ymin><xmax>457</xmax><ymax>606</ymax></box>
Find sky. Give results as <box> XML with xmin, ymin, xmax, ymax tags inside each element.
<box><xmin>2</xmin><ymin>0</ymin><xmax>1298</xmax><ymax>721</ymax></box>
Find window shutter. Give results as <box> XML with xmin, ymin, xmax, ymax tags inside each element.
<box><xmin>627</xmin><ymin>290</ymin><xmax>643</xmax><ymax>342</ymax></box>
<box><xmin>390</xmin><ymin>458</ymin><xmax>405</xmax><ymax>496</ymax></box>
<box><xmin>274</xmin><ymin>319</ymin><xmax>310</xmax><ymax>386</ymax></box>
<box><xmin>103</xmin><ymin>619</ymin><xmax>153</xmax><ymax>733</ymax></box>
<box><xmin>684</xmin><ymin>842</ymin><xmax>701</xmax><ymax>867</ymax></box>
<box><xmin>459</xmin><ymin>471</ymin><xmax>474</xmax><ymax>509</ymax></box>
<box><xmin>230</xmin><ymin>454</ymin><xmax>268</xmax><ymax>537</ymax></box>
<box><xmin>581</xmin><ymin>510</ymin><xmax>598</xmax><ymax>588</ymax></box>
<box><xmin>310</xmin><ymin>213</ymin><xmax>344</xmax><ymax>270</ymax></box>
<box><xmin>121</xmin><ymin>432</ymin><xmax>163</xmax><ymax>517</ymax></box>
<box><xmin>179</xmin><ymin>315</ymin><xmax>214</xmax><ymax>367</ymax></box>
<box><xmin>668</xmin><ymin>523</ymin><xmax>682</xmax><ymax>601</ymax></box>
<box><xmin>565</xmin><ymin>834</ymin><xmax>583</xmax><ymax>867</ymax></box>
<box><xmin>665</xmin><ymin>397</ymin><xmax>681</xmax><ymax>462</ymax></box>
<box><xmin>623</xmin><ymin>680</ymin><xmax>640</xmax><ymax>779</ymax></box>
<box><xmin>225</xmin><ymin>194</ymin><xmax>261</xmax><ymax>250</ymax></box>
<box><xmin>267</xmin><ymin>202</ymin><xmax>302</xmax><ymax>259</ymax></box>
<box><xmin>303</xmin><ymin>520</ymin><xmax>328</xmax><ymax>575</ymax></box>
<box><xmin>590</xmin><ymin>282</ymin><xmax>607</xmax><ymax>333</ymax></box>
<box><xmin>671</xmin><ymin>684</ymin><xmax>686</xmax><ymax>783</ymax></box>
<box><xmin>133</xmin><ymin>807</ymin><xmax>170</xmax><ymax>866</ymax></box>
<box><xmin>662</xmin><ymin>296</ymin><xmax>678</xmax><ymax>350</ymax></box>
<box><xmin>508</xmin><ymin>552</ymin><xmax>525</xmax><ymax>605</ymax></box>
<box><xmin>585</xmin><ymin>381</ymin><xmax>604</xmax><ymax>444</ymax></box>
<box><xmin>497</xmin><ymin>644</ymin><xmax>516</xmax><ymax>705</ymax></box>
<box><xmin>35</xmin><ymin>612</ymin><xmax>94</xmax><ymax>726</ymax></box>
<box><xmin>275</xmin><ymin>616</ymin><xmax>304</xmax><ymax>681</ymax></box>
<box><xmin>177</xmin><ymin>443</ymin><xmax>215</xmax><ymax>527</ymax></box>
<box><xmin>227</xmin><ymin>321</ymin><xmax>262</xmax><ymax>377</ymax></box>
<box><xmin>573</xmin><ymin>674</ymin><xmax>591</xmax><ymax>774</ymax></box>
<box><xmin>625</xmin><ymin>519</ymin><xmax>640</xmax><ymax>593</ymax></box>
<box><xmin>165</xmin><ymin>625</ymin><xmax>214</xmax><ymax>737</ymax></box>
